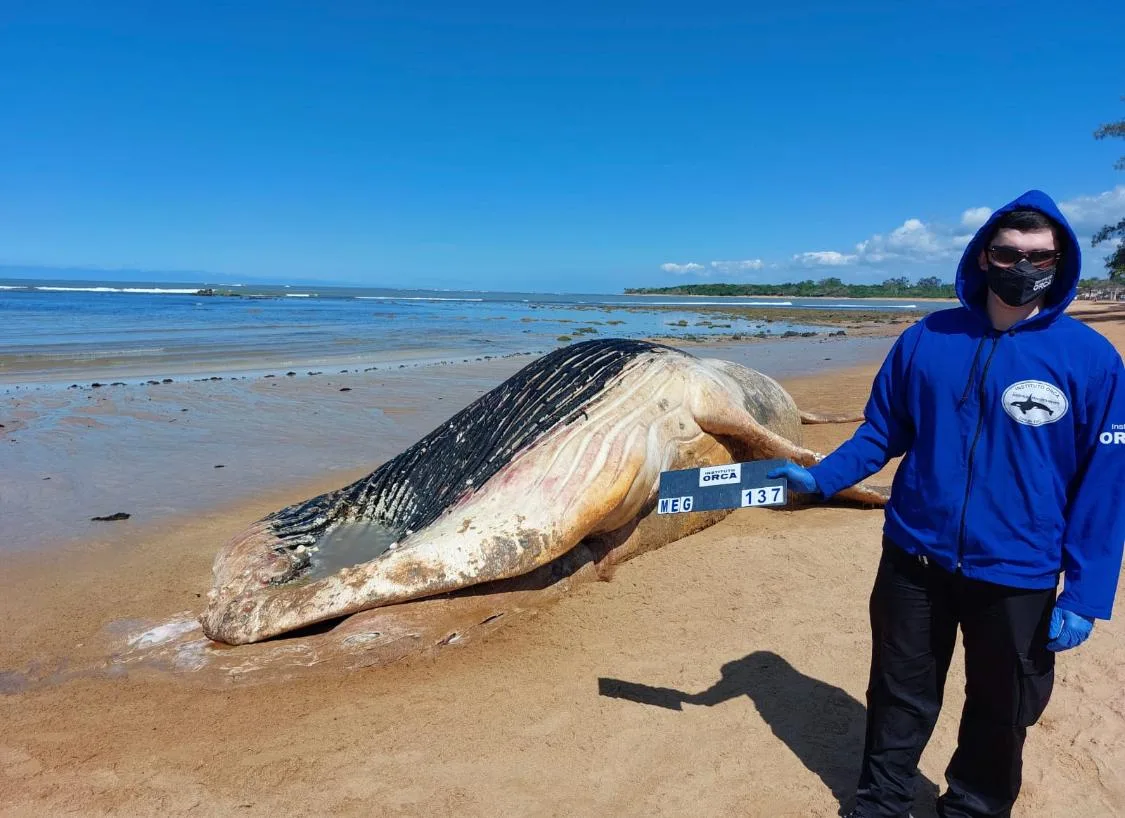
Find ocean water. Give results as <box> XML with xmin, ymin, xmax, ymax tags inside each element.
<box><xmin>0</xmin><ymin>278</ymin><xmax>935</xmax><ymax>386</ymax></box>
<box><xmin>1</xmin><ymin>278</ymin><xmax>920</xmax><ymax>551</ymax></box>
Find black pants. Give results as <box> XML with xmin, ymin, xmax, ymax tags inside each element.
<box><xmin>854</xmin><ymin>538</ymin><xmax>1056</xmax><ymax>818</ymax></box>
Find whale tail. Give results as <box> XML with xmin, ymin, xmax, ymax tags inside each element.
<box><xmin>799</xmin><ymin>409</ymin><xmax>864</xmax><ymax>424</ymax></box>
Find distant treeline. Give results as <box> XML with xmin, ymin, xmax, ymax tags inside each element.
<box><xmin>1078</xmin><ymin>276</ymin><xmax>1124</xmax><ymax>289</ymax></box>
<box><xmin>625</xmin><ymin>276</ymin><xmax>955</xmax><ymax>299</ymax></box>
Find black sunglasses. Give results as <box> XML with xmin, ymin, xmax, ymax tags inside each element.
<box><xmin>987</xmin><ymin>245</ymin><xmax>1060</xmax><ymax>270</ymax></box>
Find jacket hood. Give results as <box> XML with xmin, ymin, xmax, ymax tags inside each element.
<box><xmin>954</xmin><ymin>189</ymin><xmax>1082</xmax><ymax>329</ymax></box>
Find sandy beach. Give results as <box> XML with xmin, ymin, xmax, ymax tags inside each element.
<box><xmin>1</xmin><ymin>303</ymin><xmax>1123</xmax><ymax>817</ymax></box>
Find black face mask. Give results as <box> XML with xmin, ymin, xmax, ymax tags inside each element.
<box><xmin>985</xmin><ymin>258</ymin><xmax>1056</xmax><ymax>307</ymax></box>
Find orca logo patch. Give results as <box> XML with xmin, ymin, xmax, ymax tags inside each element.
<box><xmin>1001</xmin><ymin>380</ymin><xmax>1068</xmax><ymax>427</ymax></box>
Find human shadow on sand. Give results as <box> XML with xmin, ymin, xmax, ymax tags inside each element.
<box><xmin>598</xmin><ymin>650</ymin><xmax>939</xmax><ymax>817</ymax></box>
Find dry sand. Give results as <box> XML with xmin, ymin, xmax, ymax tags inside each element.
<box><xmin>1</xmin><ymin>303</ymin><xmax>1123</xmax><ymax>817</ymax></box>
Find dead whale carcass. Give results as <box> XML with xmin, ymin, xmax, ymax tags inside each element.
<box><xmin>201</xmin><ymin>338</ymin><xmax>886</xmax><ymax>645</ymax></box>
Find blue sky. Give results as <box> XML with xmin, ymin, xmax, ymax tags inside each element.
<box><xmin>1</xmin><ymin>1</ymin><xmax>1123</xmax><ymax>292</ymax></box>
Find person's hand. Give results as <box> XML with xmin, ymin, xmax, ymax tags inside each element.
<box><xmin>1046</xmin><ymin>606</ymin><xmax>1095</xmax><ymax>652</ymax></box>
<box><xmin>766</xmin><ymin>461</ymin><xmax>818</xmax><ymax>494</ymax></box>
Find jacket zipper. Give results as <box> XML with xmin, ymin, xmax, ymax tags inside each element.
<box><xmin>956</xmin><ymin>333</ymin><xmax>1001</xmax><ymax>570</ymax></box>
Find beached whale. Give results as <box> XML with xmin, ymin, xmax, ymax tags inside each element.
<box><xmin>201</xmin><ymin>338</ymin><xmax>887</xmax><ymax>645</ymax></box>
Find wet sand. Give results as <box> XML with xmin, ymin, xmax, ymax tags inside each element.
<box><xmin>1</xmin><ymin>334</ymin><xmax>895</xmax><ymax>552</ymax></box>
<box><xmin>0</xmin><ymin>304</ymin><xmax>1122</xmax><ymax>816</ymax></box>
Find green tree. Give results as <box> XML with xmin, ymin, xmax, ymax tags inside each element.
<box><xmin>816</xmin><ymin>276</ymin><xmax>847</xmax><ymax>295</ymax></box>
<box><xmin>1093</xmin><ymin>98</ymin><xmax>1125</xmax><ymax>280</ymax></box>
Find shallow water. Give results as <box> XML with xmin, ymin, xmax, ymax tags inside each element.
<box><xmin>0</xmin><ymin>357</ymin><xmax>528</xmax><ymax>552</ymax></box>
<box><xmin>0</xmin><ymin>279</ymin><xmax>935</xmax><ymax>386</ymax></box>
<box><xmin>304</xmin><ymin>520</ymin><xmax>401</xmax><ymax>580</ymax></box>
<box><xmin>0</xmin><ymin>335</ymin><xmax>895</xmax><ymax>553</ymax></box>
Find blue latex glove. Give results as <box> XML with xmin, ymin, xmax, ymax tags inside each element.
<box><xmin>766</xmin><ymin>461</ymin><xmax>819</xmax><ymax>494</ymax></box>
<box><xmin>1046</xmin><ymin>606</ymin><xmax>1095</xmax><ymax>652</ymax></box>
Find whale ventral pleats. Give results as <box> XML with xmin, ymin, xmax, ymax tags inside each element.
<box><xmin>265</xmin><ymin>339</ymin><xmax>676</xmax><ymax>564</ymax></box>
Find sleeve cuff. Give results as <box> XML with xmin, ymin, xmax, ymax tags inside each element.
<box><xmin>1056</xmin><ymin>591</ymin><xmax>1113</xmax><ymax>622</ymax></box>
<box><xmin>807</xmin><ymin>462</ymin><xmax>846</xmax><ymax>500</ymax></box>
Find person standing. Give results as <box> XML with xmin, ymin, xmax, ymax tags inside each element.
<box><xmin>769</xmin><ymin>189</ymin><xmax>1125</xmax><ymax>818</ymax></box>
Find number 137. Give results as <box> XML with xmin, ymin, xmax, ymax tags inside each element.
<box><xmin>742</xmin><ymin>486</ymin><xmax>784</xmax><ymax>507</ymax></box>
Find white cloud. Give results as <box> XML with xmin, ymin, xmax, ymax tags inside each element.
<box><xmin>1059</xmin><ymin>185</ymin><xmax>1125</xmax><ymax>230</ymax></box>
<box><xmin>788</xmin><ymin>186</ymin><xmax>1122</xmax><ymax>273</ymax></box>
<box><xmin>659</xmin><ymin>259</ymin><xmax>765</xmax><ymax>276</ymax></box>
<box><xmin>790</xmin><ymin>219</ymin><xmax>968</xmax><ymax>270</ymax></box>
<box><xmin>709</xmin><ymin>259</ymin><xmax>763</xmax><ymax>273</ymax></box>
<box><xmin>792</xmin><ymin>251</ymin><xmax>856</xmax><ymax>266</ymax></box>
<box><xmin>853</xmin><ymin>217</ymin><xmax>953</xmax><ymax>264</ymax></box>
<box><xmin>961</xmin><ymin>207</ymin><xmax>992</xmax><ymax>229</ymax></box>
<box><xmin>661</xmin><ymin>186</ymin><xmax>1121</xmax><ymax>279</ymax></box>
<box><xmin>660</xmin><ymin>262</ymin><xmax>705</xmax><ymax>274</ymax></box>
<box><xmin>789</xmin><ymin>214</ymin><xmax>977</xmax><ymax>272</ymax></box>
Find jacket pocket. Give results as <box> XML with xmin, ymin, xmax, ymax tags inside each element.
<box><xmin>1015</xmin><ymin>651</ymin><xmax>1055</xmax><ymax>727</ymax></box>
<box><xmin>893</xmin><ymin>459</ymin><xmax>927</xmax><ymax>516</ymax></box>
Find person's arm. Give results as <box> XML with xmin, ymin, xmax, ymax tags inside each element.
<box><xmin>1055</xmin><ymin>356</ymin><xmax>1125</xmax><ymax>622</ymax></box>
<box><xmin>802</xmin><ymin>325</ymin><xmax>920</xmax><ymax>498</ymax></box>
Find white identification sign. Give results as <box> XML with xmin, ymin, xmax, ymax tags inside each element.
<box><xmin>657</xmin><ymin>459</ymin><xmax>788</xmax><ymax>514</ymax></box>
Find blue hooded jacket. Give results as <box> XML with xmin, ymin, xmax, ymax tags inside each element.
<box><xmin>808</xmin><ymin>190</ymin><xmax>1125</xmax><ymax>619</ymax></box>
